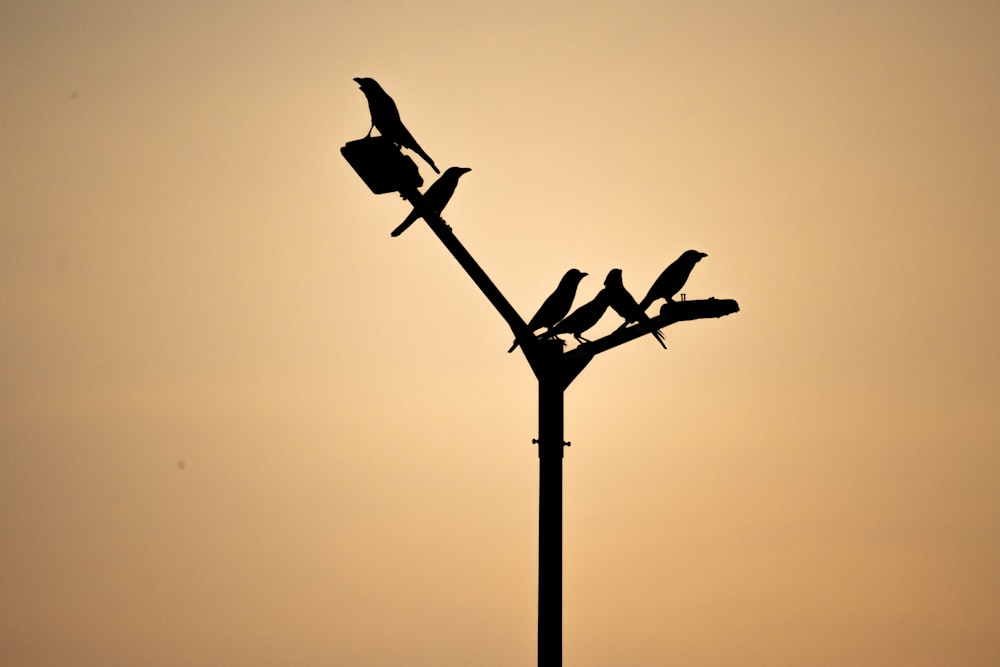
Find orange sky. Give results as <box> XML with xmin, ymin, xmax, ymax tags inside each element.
<box><xmin>2</xmin><ymin>1</ymin><xmax>999</xmax><ymax>665</ymax></box>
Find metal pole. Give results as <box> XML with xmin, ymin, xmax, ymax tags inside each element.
<box><xmin>343</xmin><ymin>101</ymin><xmax>740</xmax><ymax>667</ymax></box>
<box><xmin>536</xmin><ymin>341</ymin><xmax>565</xmax><ymax>667</ymax></box>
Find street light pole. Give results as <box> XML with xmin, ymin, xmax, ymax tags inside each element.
<box><xmin>342</xmin><ymin>82</ymin><xmax>740</xmax><ymax>667</ymax></box>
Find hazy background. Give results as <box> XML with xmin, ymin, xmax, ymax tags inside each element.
<box><xmin>3</xmin><ymin>1</ymin><xmax>999</xmax><ymax>665</ymax></box>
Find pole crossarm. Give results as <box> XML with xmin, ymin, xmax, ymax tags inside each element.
<box><xmin>398</xmin><ymin>186</ymin><xmax>559</xmax><ymax>375</ymax></box>
<box><xmin>556</xmin><ymin>298</ymin><xmax>740</xmax><ymax>386</ymax></box>
<box><xmin>399</xmin><ymin>187</ymin><xmax>527</xmax><ymax>333</ymax></box>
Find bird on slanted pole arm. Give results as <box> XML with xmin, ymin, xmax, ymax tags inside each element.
<box><xmin>392</xmin><ymin>166</ymin><xmax>472</xmax><ymax>237</ymax></box>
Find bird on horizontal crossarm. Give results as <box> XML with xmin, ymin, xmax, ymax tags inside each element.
<box><xmin>354</xmin><ymin>77</ymin><xmax>440</xmax><ymax>174</ymax></box>
<box><xmin>391</xmin><ymin>167</ymin><xmax>471</xmax><ymax>237</ymax></box>
<box><xmin>638</xmin><ymin>250</ymin><xmax>708</xmax><ymax>312</ymax></box>
<box><xmin>546</xmin><ymin>289</ymin><xmax>610</xmax><ymax>345</ymax></box>
<box><xmin>508</xmin><ymin>269</ymin><xmax>588</xmax><ymax>353</ymax></box>
<box><xmin>604</xmin><ymin>269</ymin><xmax>667</xmax><ymax>349</ymax></box>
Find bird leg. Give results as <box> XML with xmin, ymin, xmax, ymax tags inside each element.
<box><xmin>539</xmin><ymin>330</ymin><xmax>564</xmax><ymax>345</ymax></box>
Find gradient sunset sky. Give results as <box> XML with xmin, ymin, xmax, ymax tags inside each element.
<box><xmin>3</xmin><ymin>2</ymin><xmax>999</xmax><ymax>665</ymax></box>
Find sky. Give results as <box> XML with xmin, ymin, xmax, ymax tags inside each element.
<box><xmin>2</xmin><ymin>1</ymin><xmax>999</xmax><ymax>665</ymax></box>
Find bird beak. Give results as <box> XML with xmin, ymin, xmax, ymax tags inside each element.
<box><xmin>352</xmin><ymin>77</ymin><xmax>363</xmax><ymax>85</ymax></box>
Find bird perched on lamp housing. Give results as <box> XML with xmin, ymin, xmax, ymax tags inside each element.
<box><xmin>354</xmin><ymin>77</ymin><xmax>440</xmax><ymax>174</ymax></box>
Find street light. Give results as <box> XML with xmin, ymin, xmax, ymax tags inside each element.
<box><xmin>342</xmin><ymin>78</ymin><xmax>740</xmax><ymax>667</ymax></box>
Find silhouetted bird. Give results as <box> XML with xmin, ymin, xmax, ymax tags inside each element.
<box><xmin>604</xmin><ymin>269</ymin><xmax>667</xmax><ymax>349</ymax></box>
<box><xmin>547</xmin><ymin>289</ymin><xmax>610</xmax><ymax>345</ymax></box>
<box><xmin>354</xmin><ymin>77</ymin><xmax>440</xmax><ymax>174</ymax></box>
<box><xmin>638</xmin><ymin>250</ymin><xmax>708</xmax><ymax>311</ymax></box>
<box><xmin>391</xmin><ymin>166</ymin><xmax>471</xmax><ymax>237</ymax></box>
<box><xmin>508</xmin><ymin>269</ymin><xmax>588</xmax><ymax>353</ymax></box>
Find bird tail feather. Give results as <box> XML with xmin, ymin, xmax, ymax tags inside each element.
<box><xmin>638</xmin><ymin>313</ymin><xmax>667</xmax><ymax>349</ymax></box>
<box><xmin>391</xmin><ymin>211</ymin><xmax>420</xmax><ymax>237</ymax></box>
<box><xmin>651</xmin><ymin>327</ymin><xmax>667</xmax><ymax>349</ymax></box>
<box><xmin>413</xmin><ymin>146</ymin><xmax>439</xmax><ymax>174</ymax></box>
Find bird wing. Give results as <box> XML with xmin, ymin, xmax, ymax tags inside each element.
<box><xmin>638</xmin><ymin>272</ymin><xmax>666</xmax><ymax>311</ymax></box>
<box><xmin>551</xmin><ymin>296</ymin><xmax>609</xmax><ymax>337</ymax></box>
